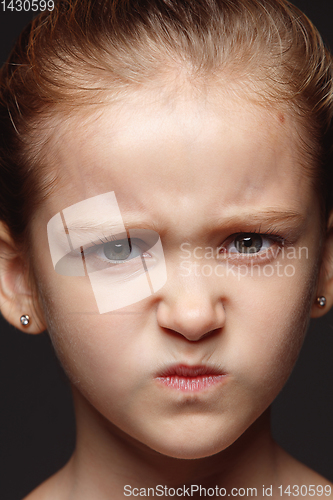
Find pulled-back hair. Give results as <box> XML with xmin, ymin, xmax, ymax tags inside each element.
<box><xmin>1</xmin><ymin>0</ymin><xmax>333</xmax><ymax>247</ymax></box>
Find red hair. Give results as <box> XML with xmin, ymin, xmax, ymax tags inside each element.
<box><xmin>0</xmin><ymin>0</ymin><xmax>333</xmax><ymax>246</ymax></box>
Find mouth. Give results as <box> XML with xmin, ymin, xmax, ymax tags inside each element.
<box><xmin>156</xmin><ymin>364</ymin><xmax>226</xmax><ymax>392</ymax></box>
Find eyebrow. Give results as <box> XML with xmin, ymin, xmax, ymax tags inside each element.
<box><xmin>61</xmin><ymin>209</ymin><xmax>305</xmax><ymax>238</ymax></box>
<box><xmin>63</xmin><ymin>217</ymin><xmax>159</xmax><ymax>235</ymax></box>
<box><xmin>214</xmin><ymin>210</ymin><xmax>305</xmax><ymax>228</ymax></box>
<box><xmin>211</xmin><ymin>209</ymin><xmax>306</xmax><ymax>237</ymax></box>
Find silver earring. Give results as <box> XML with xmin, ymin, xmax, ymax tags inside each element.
<box><xmin>20</xmin><ymin>314</ymin><xmax>30</xmax><ymax>326</ymax></box>
<box><xmin>316</xmin><ymin>296</ymin><xmax>326</xmax><ymax>308</ymax></box>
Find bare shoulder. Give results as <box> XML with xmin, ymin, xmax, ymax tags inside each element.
<box><xmin>275</xmin><ymin>445</ymin><xmax>333</xmax><ymax>498</ymax></box>
<box><xmin>23</xmin><ymin>476</ymin><xmax>58</xmax><ymax>500</ymax></box>
<box><xmin>22</xmin><ymin>460</ymin><xmax>74</xmax><ymax>500</ymax></box>
<box><xmin>23</xmin><ymin>481</ymin><xmax>52</xmax><ymax>500</ymax></box>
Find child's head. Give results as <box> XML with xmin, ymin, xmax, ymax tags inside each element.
<box><xmin>1</xmin><ymin>0</ymin><xmax>333</xmax><ymax>460</ymax></box>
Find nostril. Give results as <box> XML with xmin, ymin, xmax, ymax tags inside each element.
<box><xmin>198</xmin><ymin>328</ymin><xmax>222</xmax><ymax>341</ymax></box>
<box><xmin>160</xmin><ymin>326</ymin><xmax>222</xmax><ymax>342</ymax></box>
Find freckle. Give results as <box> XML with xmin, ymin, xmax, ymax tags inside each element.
<box><xmin>278</xmin><ymin>113</ymin><xmax>285</xmax><ymax>124</ymax></box>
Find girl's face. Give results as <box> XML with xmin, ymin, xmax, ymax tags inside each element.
<box><xmin>30</xmin><ymin>89</ymin><xmax>322</xmax><ymax>459</ymax></box>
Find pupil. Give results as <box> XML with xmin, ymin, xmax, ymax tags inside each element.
<box><xmin>114</xmin><ymin>243</ymin><xmax>124</xmax><ymax>253</ymax></box>
<box><xmin>103</xmin><ymin>239</ymin><xmax>132</xmax><ymax>260</ymax></box>
<box><xmin>235</xmin><ymin>234</ymin><xmax>262</xmax><ymax>253</ymax></box>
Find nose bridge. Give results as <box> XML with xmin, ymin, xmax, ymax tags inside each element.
<box><xmin>156</xmin><ymin>259</ymin><xmax>226</xmax><ymax>341</ymax></box>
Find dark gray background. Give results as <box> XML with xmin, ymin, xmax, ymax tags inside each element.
<box><xmin>0</xmin><ymin>2</ymin><xmax>333</xmax><ymax>499</ymax></box>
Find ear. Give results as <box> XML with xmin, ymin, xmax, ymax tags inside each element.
<box><xmin>0</xmin><ymin>221</ymin><xmax>46</xmax><ymax>333</ymax></box>
<box><xmin>311</xmin><ymin>212</ymin><xmax>333</xmax><ymax>318</ymax></box>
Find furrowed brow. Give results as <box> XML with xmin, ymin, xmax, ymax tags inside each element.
<box><xmin>214</xmin><ymin>210</ymin><xmax>305</xmax><ymax>231</ymax></box>
<box><xmin>63</xmin><ymin>217</ymin><xmax>158</xmax><ymax>236</ymax></box>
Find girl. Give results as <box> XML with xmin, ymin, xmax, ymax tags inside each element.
<box><xmin>0</xmin><ymin>0</ymin><xmax>333</xmax><ymax>498</ymax></box>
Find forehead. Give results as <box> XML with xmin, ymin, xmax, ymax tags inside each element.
<box><xmin>45</xmin><ymin>90</ymin><xmax>315</xmax><ymax>226</ymax></box>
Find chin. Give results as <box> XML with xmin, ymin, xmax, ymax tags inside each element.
<box><xmin>140</xmin><ymin>427</ymin><xmax>232</xmax><ymax>460</ymax></box>
<box><xmin>121</xmin><ymin>412</ymin><xmax>251</xmax><ymax>460</ymax></box>
<box><xmin>157</xmin><ymin>447</ymin><xmax>222</xmax><ymax>460</ymax></box>
<box><xmin>148</xmin><ymin>437</ymin><xmax>227</xmax><ymax>459</ymax></box>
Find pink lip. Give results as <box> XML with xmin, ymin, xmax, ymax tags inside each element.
<box><xmin>156</xmin><ymin>364</ymin><xmax>226</xmax><ymax>392</ymax></box>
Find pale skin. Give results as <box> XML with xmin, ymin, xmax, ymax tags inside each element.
<box><xmin>0</xmin><ymin>86</ymin><xmax>333</xmax><ymax>499</ymax></box>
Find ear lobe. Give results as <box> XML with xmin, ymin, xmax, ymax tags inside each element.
<box><xmin>0</xmin><ymin>222</ymin><xmax>46</xmax><ymax>333</ymax></box>
<box><xmin>311</xmin><ymin>212</ymin><xmax>333</xmax><ymax>318</ymax></box>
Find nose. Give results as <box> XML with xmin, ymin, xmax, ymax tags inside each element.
<box><xmin>156</xmin><ymin>283</ymin><xmax>226</xmax><ymax>342</ymax></box>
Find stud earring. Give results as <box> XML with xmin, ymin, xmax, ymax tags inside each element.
<box><xmin>316</xmin><ymin>296</ymin><xmax>326</xmax><ymax>308</ymax></box>
<box><xmin>20</xmin><ymin>314</ymin><xmax>30</xmax><ymax>326</ymax></box>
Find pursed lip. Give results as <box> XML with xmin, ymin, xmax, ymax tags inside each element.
<box><xmin>155</xmin><ymin>364</ymin><xmax>227</xmax><ymax>392</ymax></box>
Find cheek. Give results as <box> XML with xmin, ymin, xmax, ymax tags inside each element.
<box><xmin>229</xmin><ymin>258</ymin><xmax>317</xmax><ymax>399</ymax></box>
<box><xmin>36</xmin><ymin>270</ymin><xmax>150</xmax><ymax>404</ymax></box>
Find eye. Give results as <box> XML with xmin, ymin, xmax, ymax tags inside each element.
<box><xmin>53</xmin><ymin>229</ymin><xmax>160</xmax><ymax>276</ymax></box>
<box><xmin>93</xmin><ymin>238</ymin><xmax>146</xmax><ymax>263</ymax></box>
<box><xmin>222</xmin><ymin>233</ymin><xmax>278</xmax><ymax>256</ymax></box>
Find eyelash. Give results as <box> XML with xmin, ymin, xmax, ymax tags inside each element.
<box><xmin>88</xmin><ymin>233</ymin><xmax>123</xmax><ymax>247</ymax></box>
<box><xmin>240</xmin><ymin>226</ymin><xmax>285</xmax><ymax>243</ymax></box>
<box><xmin>219</xmin><ymin>226</ymin><xmax>287</xmax><ymax>260</ymax></box>
<box><xmin>83</xmin><ymin>235</ymin><xmax>149</xmax><ymax>264</ymax></box>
